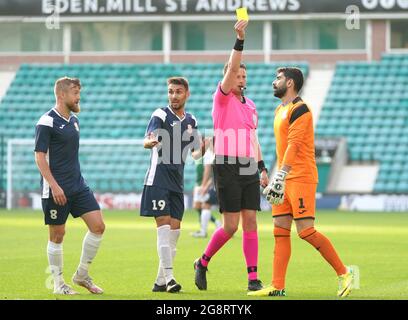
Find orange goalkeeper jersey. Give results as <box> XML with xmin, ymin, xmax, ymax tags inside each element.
<box><xmin>274</xmin><ymin>96</ymin><xmax>318</xmax><ymax>183</ymax></box>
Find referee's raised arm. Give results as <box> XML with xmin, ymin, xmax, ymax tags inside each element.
<box><xmin>221</xmin><ymin>20</ymin><xmax>248</xmax><ymax>94</ymax></box>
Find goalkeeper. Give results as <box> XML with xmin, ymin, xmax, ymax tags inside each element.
<box><xmin>249</xmin><ymin>67</ymin><xmax>354</xmax><ymax>298</ymax></box>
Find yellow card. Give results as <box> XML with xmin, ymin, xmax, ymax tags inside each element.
<box><xmin>236</xmin><ymin>7</ymin><xmax>249</xmax><ymax>21</ymax></box>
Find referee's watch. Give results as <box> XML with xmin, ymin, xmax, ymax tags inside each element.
<box><xmin>258</xmin><ymin>160</ymin><xmax>268</xmax><ymax>174</ymax></box>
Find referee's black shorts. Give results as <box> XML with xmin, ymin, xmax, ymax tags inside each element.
<box><xmin>213</xmin><ymin>155</ymin><xmax>260</xmax><ymax>213</ymax></box>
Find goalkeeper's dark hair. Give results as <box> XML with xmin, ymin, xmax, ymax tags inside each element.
<box><xmin>276</xmin><ymin>67</ymin><xmax>304</xmax><ymax>93</ymax></box>
<box><xmin>167</xmin><ymin>77</ymin><xmax>189</xmax><ymax>91</ymax></box>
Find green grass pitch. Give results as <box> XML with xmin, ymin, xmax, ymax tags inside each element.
<box><xmin>1</xmin><ymin>209</ymin><xmax>408</xmax><ymax>300</ymax></box>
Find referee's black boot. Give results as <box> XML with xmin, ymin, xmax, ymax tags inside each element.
<box><xmin>248</xmin><ymin>279</ymin><xmax>263</xmax><ymax>291</ymax></box>
<box><xmin>194</xmin><ymin>258</ymin><xmax>208</xmax><ymax>290</ymax></box>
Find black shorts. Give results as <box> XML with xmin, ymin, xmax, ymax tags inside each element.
<box><xmin>213</xmin><ymin>156</ymin><xmax>260</xmax><ymax>213</ymax></box>
<box><xmin>42</xmin><ymin>187</ymin><xmax>100</xmax><ymax>225</ymax></box>
<box><xmin>140</xmin><ymin>185</ymin><xmax>185</xmax><ymax>221</ymax></box>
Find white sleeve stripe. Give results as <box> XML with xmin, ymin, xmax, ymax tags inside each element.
<box><xmin>42</xmin><ymin>150</ymin><xmax>50</xmax><ymax>198</ymax></box>
<box><xmin>145</xmin><ymin>147</ymin><xmax>158</xmax><ymax>186</ymax></box>
<box><xmin>191</xmin><ymin>114</ymin><xmax>198</xmax><ymax>127</ymax></box>
<box><xmin>36</xmin><ymin>115</ymin><xmax>53</xmax><ymax>128</ymax></box>
<box><xmin>151</xmin><ymin>108</ymin><xmax>167</xmax><ymax>122</ymax></box>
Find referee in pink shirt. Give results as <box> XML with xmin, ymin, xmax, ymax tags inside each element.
<box><xmin>194</xmin><ymin>19</ymin><xmax>269</xmax><ymax>292</ymax></box>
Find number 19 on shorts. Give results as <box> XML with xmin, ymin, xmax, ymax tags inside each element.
<box><xmin>152</xmin><ymin>200</ymin><xmax>165</xmax><ymax>210</ymax></box>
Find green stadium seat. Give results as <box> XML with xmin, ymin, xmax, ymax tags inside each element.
<box><xmin>1</xmin><ymin>62</ymin><xmax>308</xmax><ymax>193</ymax></box>
<box><xmin>317</xmin><ymin>55</ymin><xmax>408</xmax><ymax>193</ymax></box>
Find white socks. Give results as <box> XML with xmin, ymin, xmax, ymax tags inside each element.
<box><xmin>156</xmin><ymin>225</ymin><xmax>172</xmax><ymax>285</ymax></box>
<box><xmin>155</xmin><ymin>226</ymin><xmax>180</xmax><ymax>286</ymax></box>
<box><xmin>47</xmin><ymin>241</ymin><xmax>64</xmax><ymax>290</ymax></box>
<box><xmin>200</xmin><ymin>209</ymin><xmax>212</xmax><ymax>234</ymax></box>
<box><xmin>170</xmin><ymin>229</ymin><xmax>180</xmax><ymax>262</ymax></box>
<box><xmin>47</xmin><ymin>232</ymin><xmax>102</xmax><ymax>292</ymax></box>
<box><xmin>77</xmin><ymin>231</ymin><xmax>103</xmax><ymax>278</ymax></box>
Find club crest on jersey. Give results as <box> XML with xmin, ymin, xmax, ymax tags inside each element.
<box><xmin>187</xmin><ymin>124</ymin><xmax>193</xmax><ymax>134</ymax></box>
<box><xmin>281</xmin><ymin>110</ymin><xmax>288</xmax><ymax>120</ymax></box>
<box><xmin>74</xmin><ymin>122</ymin><xmax>79</xmax><ymax>132</ymax></box>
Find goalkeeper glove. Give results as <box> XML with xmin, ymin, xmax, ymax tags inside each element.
<box><xmin>263</xmin><ymin>169</ymin><xmax>288</xmax><ymax>205</ymax></box>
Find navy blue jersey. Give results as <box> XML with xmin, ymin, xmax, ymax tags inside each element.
<box><xmin>144</xmin><ymin>106</ymin><xmax>201</xmax><ymax>193</ymax></box>
<box><xmin>34</xmin><ymin>108</ymin><xmax>87</xmax><ymax>198</ymax></box>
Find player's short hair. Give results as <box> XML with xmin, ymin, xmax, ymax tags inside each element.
<box><xmin>54</xmin><ymin>77</ymin><xmax>81</xmax><ymax>96</ymax></box>
<box><xmin>276</xmin><ymin>67</ymin><xmax>304</xmax><ymax>93</ymax></box>
<box><xmin>223</xmin><ymin>62</ymin><xmax>246</xmax><ymax>75</ymax></box>
<box><xmin>167</xmin><ymin>77</ymin><xmax>189</xmax><ymax>91</ymax></box>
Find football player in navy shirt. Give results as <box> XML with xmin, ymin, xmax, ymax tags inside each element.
<box><xmin>141</xmin><ymin>77</ymin><xmax>210</xmax><ymax>293</ymax></box>
<box><xmin>35</xmin><ymin>77</ymin><xmax>105</xmax><ymax>295</ymax></box>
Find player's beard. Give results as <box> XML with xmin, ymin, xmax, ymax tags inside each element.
<box><xmin>170</xmin><ymin>101</ymin><xmax>185</xmax><ymax>111</ymax></box>
<box><xmin>67</xmin><ymin>101</ymin><xmax>81</xmax><ymax>113</ymax></box>
<box><xmin>273</xmin><ymin>85</ymin><xmax>287</xmax><ymax>98</ymax></box>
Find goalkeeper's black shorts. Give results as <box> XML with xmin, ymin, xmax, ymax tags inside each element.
<box><xmin>213</xmin><ymin>156</ymin><xmax>260</xmax><ymax>213</ymax></box>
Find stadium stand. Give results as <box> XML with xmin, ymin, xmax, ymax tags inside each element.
<box><xmin>316</xmin><ymin>54</ymin><xmax>408</xmax><ymax>193</ymax></box>
<box><xmin>0</xmin><ymin>62</ymin><xmax>309</xmax><ymax>194</ymax></box>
